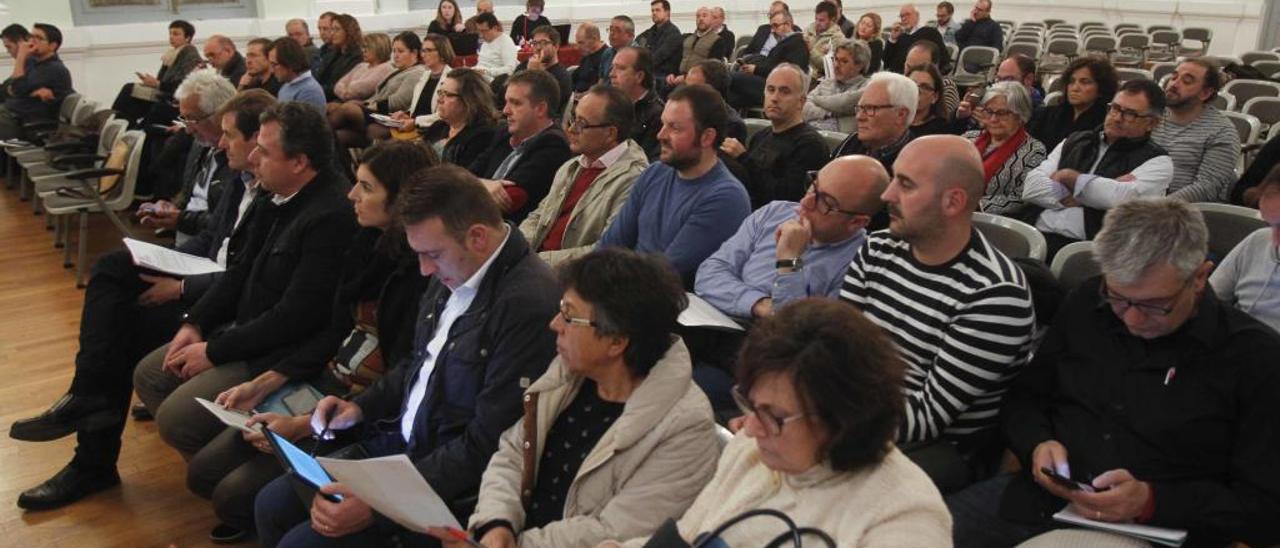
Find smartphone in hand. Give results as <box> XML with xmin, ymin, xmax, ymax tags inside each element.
<box><xmin>1040</xmin><ymin>467</ymin><xmax>1110</xmax><ymax>494</ymax></box>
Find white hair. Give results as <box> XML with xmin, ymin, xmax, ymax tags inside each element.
<box><xmin>869</xmin><ymin>71</ymin><xmax>918</xmax><ymax>122</ymax></box>
<box><xmin>1094</xmin><ymin>198</ymin><xmax>1209</xmax><ymax>285</ymax></box>
<box><xmin>175</xmin><ymin>67</ymin><xmax>237</xmax><ymax>116</ymax></box>
<box><xmin>982</xmin><ymin>80</ymin><xmax>1033</xmax><ymax>123</ymax></box>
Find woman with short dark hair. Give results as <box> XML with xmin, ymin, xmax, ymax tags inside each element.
<box><xmin>110</xmin><ymin>19</ymin><xmax>202</xmax><ymax>125</ymax></box>
<box><xmin>610</xmin><ymin>299</ymin><xmax>951</xmax><ymax>547</ymax></box>
<box><xmin>510</xmin><ymin>0</ymin><xmax>553</xmax><ymax>45</ymax></box>
<box><xmin>329</xmin><ymin>31</ymin><xmax>427</xmax><ymax>148</ymax></box>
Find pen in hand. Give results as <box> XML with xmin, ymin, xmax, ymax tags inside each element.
<box><xmin>310</xmin><ymin>406</ymin><xmax>333</xmax><ymax>458</ymax></box>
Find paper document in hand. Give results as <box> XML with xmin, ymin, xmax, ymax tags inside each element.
<box><xmin>370</xmin><ymin>114</ymin><xmax>402</xmax><ymax>128</ymax></box>
<box><xmin>317</xmin><ymin>454</ymin><xmax>462</xmax><ymax>532</ymax></box>
<box><xmin>1053</xmin><ymin>507</ymin><xmax>1187</xmax><ymax>547</ymax></box>
<box><xmin>678</xmin><ymin>292</ymin><xmax>745</xmax><ymax>332</ymax></box>
<box><xmin>124</xmin><ymin>238</ymin><xmax>225</xmax><ymax>276</ymax></box>
<box><xmin>195</xmin><ymin>397</ymin><xmax>257</xmax><ymax>434</ymax></box>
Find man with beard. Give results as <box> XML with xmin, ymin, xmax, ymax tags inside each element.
<box><xmin>1151</xmin><ymin>58</ymin><xmax>1239</xmax><ymax>202</ymax></box>
<box><xmin>598</xmin><ymin>84</ymin><xmax>750</xmax><ymax>287</ymax></box>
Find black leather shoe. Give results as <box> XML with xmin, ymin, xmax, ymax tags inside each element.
<box><xmin>16</xmin><ymin>463</ymin><xmax>120</xmax><ymax>511</ymax></box>
<box><xmin>8</xmin><ymin>393</ymin><xmax>119</xmax><ymax>442</ymax></box>
<box><xmin>209</xmin><ymin>523</ymin><xmax>249</xmax><ymax>544</ymax></box>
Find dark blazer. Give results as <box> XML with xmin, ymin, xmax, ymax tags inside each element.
<box><xmin>883</xmin><ymin>26</ymin><xmax>950</xmax><ymax>73</ymax></box>
<box><xmin>316</xmin><ymin>47</ymin><xmax>363</xmax><ymax>101</ymax></box>
<box><xmin>572</xmin><ymin>47</ymin><xmax>606</xmax><ymax>93</ymax></box>
<box><xmin>743</xmin><ymin>24</ymin><xmax>772</xmax><ymax>57</ymax></box>
<box><xmin>219</xmin><ymin>52</ymin><xmax>247</xmax><ymax>89</ymax></box>
<box><xmin>176</xmin><ymin>172</ymin><xmax>255</xmax><ymax>306</ymax></box>
<box><xmin>185</xmin><ymin>169</ymin><xmax>357</xmax><ymax>374</ymax></box>
<box><xmin>468</xmin><ymin>125</ymin><xmax>573</xmax><ymax>223</ymax></box>
<box><xmin>352</xmin><ymin>226</ymin><xmax>559</xmax><ymax>518</ymax></box>
<box><xmin>429</xmin><ymin>121</ymin><xmax>497</xmax><ymax>169</ymax></box>
<box><xmin>636</xmin><ymin>21</ymin><xmax>683</xmax><ymax>77</ymax></box>
<box><xmin>633</xmin><ymin>90</ymin><xmax>665</xmax><ymax>160</ymax></box>
<box><xmin>749</xmin><ymin>32</ymin><xmax>810</xmax><ymax>77</ymax></box>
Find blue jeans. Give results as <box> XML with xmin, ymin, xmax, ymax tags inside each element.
<box><xmin>254</xmin><ymin>474</ymin><xmax>430</xmax><ymax>548</ymax></box>
<box><xmin>945</xmin><ymin>473</ymin><xmax>1054</xmax><ymax>548</ymax></box>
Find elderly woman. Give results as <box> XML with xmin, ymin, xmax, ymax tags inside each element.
<box><xmin>854</xmin><ymin>12</ymin><xmax>883</xmax><ymax>74</ymax></box>
<box><xmin>429</xmin><ymin>249</ymin><xmax>720</xmax><ymax>548</ymax></box>
<box><xmin>905</xmin><ymin>63</ymin><xmax>950</xmax><ymax>136</ymax></box>
<box><xmin>330</xmin><ymin>31</ymin><xmax>429</xmax><ymax>148</ymax></box>
<box><xmin>964</xmin><ymin>81</ymin><xmax>1048</xmax><ymax>218</ymax></box>
<box><xmin>332</xmin><ymin>33</ymin><xmax>395</xmax><ymax>102</ymax></box>
<box><xmin>1026</xmin><ymin>56</ymin><xmax>1118</xmax><ymax>150</ymax></box>
<box><xmin>612</xmin><ymin>299</ymin><xmax>951</xmax><ymax>547</ymax></box>
<box><xmin>804</xmin><ymin>40</ymin><xmax>871</xmax><ymax>132</ymax></box>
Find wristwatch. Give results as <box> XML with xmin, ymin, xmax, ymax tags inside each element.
<box><xmin>775</xmin><ymin>257</ymin><xmax>803</xmax><ymax>270</ymax></box>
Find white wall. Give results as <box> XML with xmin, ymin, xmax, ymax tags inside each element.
<box><xmin>0</xmin><ymin>0</ymin><xmax>1266</xmax><ymax>107</ymax></box>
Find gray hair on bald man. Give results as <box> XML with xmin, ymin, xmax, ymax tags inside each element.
<box><xmin>1094</xmin><ymin>198</ymin><xmax>1209</xmax><ymax>286</ymax></box>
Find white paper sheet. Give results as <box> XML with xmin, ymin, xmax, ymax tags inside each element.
<box><xmin>125</xmin><ymin>238</ymin><xmax>225</xmax><ymax>276</ymax></box>
<box><xmin>1053</xmin><ymin>507</ymin><xmax>1187</xmax><ymax>547</ymax></box>
<box><xmin>678</xmin><ymin>292</ymin><xmax>746</xmax><ymax>332</ymax></box>
<box><xmin>195</xmin><ymin>397</ymin><xmax>257</xmax><ymax>434</ymax></box>
<box><xmin>369</xmin><ymin>113</ymin><xmax>403</xmax><ymax>128</ymax></box>
<box><xmin>317</xmin><ymin>454</ymin><xmax>462</xmax><ymax>533</ymax></box>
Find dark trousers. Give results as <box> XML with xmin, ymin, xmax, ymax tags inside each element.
<box><xmin>728</xmin><ymin>72</ymin><xmax>766</xmax><ymax>112</ymax></box>
<box><xmin>945</xmin><ymin>473</ymin><xmax>1056</xmax><ymax>548</ymax></box>
<box><xmin>189</xmin><ymin>427</ymin><xmax>286</xmax><ymax>531</ymax></box>
<box><xmin>110</xmin><ymin>83</ymin><xmax>155</xmax><ymax>128</ymax></box>
<box><xmin>70</xmin><ymin>249</ymin><xmax>182</xmax><ymax>473</ymax></box>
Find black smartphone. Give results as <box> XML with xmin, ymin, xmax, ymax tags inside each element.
<box><xmin>1039</xmin><ymin>467</ymin><xmax>1109</xmax><ymax>493</ymax></box>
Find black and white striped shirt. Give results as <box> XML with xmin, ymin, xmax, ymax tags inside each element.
<box><xmin>841</xmin><ymin>229</ymin><xmax>1036</xmax><ymax>449</ymax></box>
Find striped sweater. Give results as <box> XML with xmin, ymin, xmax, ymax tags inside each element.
<box><xmin>840</xmin><ymin>229</ymin><xmax>1036</xmax><ymax>448</ymax></box>
<box><xmin>1152</xmin><ymin>105</ymin><xmax>1240</xmax><ymax>203</ymax></box>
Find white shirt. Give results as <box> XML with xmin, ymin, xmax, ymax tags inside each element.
<box><xmin>216</xmin><ymin>174</ymin><xmax>259</xmax><ymax>267</ymax></box>
<box><xmin>1023</xmin><ymin>134</ymin><xmax>1174</xmax><ymax>240</ymax></box>
<box><xmin>578</xmin><ymin>141</ymin><xmax>629</xmax><ymax>169</ymax></box>
<box><xmin>400</xmin><ymin>225</ymin><xmax>511</xmax><ymax>442</ymax></box>
<box><xmin>476</xmin><ymin>34</ymin><xmax>519</xmax><ymax>82</ymax></box>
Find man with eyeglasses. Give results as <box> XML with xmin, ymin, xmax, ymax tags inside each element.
<box><xmin>269</xmin><ymin>37</ymin><xmax>326</xmax><ymax>111</ymax></box>
<box><xmin>948</xmin><ymin>198</ymin><xmax>1280</xmax><ymax>548</ymax></box>
<box><xmin>727</xmin><ymin>9</ymin><xmax>809</xmax><ymax>111</ymax></box>
<box><xmin>883</xmin><ymin>3</ymin><xmax>950</xmax><ymax>74</ymax></box>
<box><xmin>955</xmin><ymin>0</ymin><xmax>1003</xmax><ymax>54</ymax></box>
<box><xmin>203</xmin><ymin>35</ymin><xmax>247</xmax><ymax>87</ymax></box>
<box><xmin>599</xmin><ymin>15</ymin><xmax>636</xmax><ymax>84</ymax></box>
<box><xmin>520</xmin><ymin>84</ymin><xmax>649</xmax><ymax>266</ymax></box>
<box><xmin>512</xmin><ymin>26</ymin><xmax>572</xmax><ymax>112</ymax></box>
<box><xmin>1151</xmin><ymin>58</ymin><xmax>1239</xmax><ymax>203</ymax></box>
<box><xmin>0</xmin><ymin>22</ymin><xmax>72</xmax><ymax>140</ymax></box>
<box><xmin>931</xmin><ymin>2</ymin><xmax>962</xmax><ymax>45</ymax></box>
<box><xmin>831</xmin><ymin>72</ymin><xmax>917</xmax><ymax>177</ymax></box>
<box><xmin>719</xmin><ymin>63</ymin><xmax>828</xmax><ymax>208</ymax></box>
<box><xmin>1024</xmin><ymin>79</ymin><xmax>1173</xmax><ymax>259</ymax></box>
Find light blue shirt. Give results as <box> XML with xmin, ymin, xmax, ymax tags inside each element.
<box><xmin>278</xmin><ymin>70</ymin><xmax>326</xmax><ymax>111</ymax></box>
<box><xmin>695</xmin><ymin>201</ymin><xmax>865</xmax><ymax>319</ymax></box>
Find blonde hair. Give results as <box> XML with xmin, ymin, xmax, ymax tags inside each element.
<box><xmin>363</xmin><ymin>32</ymin><xmax>392</xmax><ymax>64</ymax></box>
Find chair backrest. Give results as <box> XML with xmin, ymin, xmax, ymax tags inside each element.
<box><xmin>1046</xmin><ymin>38</ymin><xmax>1079</xmax><ymax>56</ymax></box>
<box><xmin>96</xmin><ymin>118</ymin><xmax>129</xmax><ymax>158</ymax></box>
<box><xmin>1191</xmin><ymin>203</ymin><xmax>1268</xmax><ymax>261</ymax></box>
<box><xmin>104</xmin><ymin>130</ymin><xmax>146</xmax><ymax>209</ymax></box>
<box><xmin>1115</xmin><ymin>68</ymin><xmax>1154</xmax><ymax>83</ymax></box>
<box><xmin>1084</xmin><ymin>35</ymin><xmax>1116</xmax><ymax>54</ymax></box>
<box><xmin>743</xmin><ymin>118</ymin><xmax>770</xmax><ymax>140</ymax></box>
<box><xmin>1151</xmin><ymin>30</ymin><xmax>1180</xmax><ymax>46</ymax></box>
<box><xmin>1147</xmin><ymin>24</ymin><xmax>1176</xmax><ymax>34</ymax></box>
<box><xmin>1117</xmin><ymin>33</ymin><xmax>1150</xmax><ymax>50</ymax></box>
<box><xmin>972</xmin><ymin>212</ymin><xmax>1048</xmax><ymax>261</ymax></box>
<box><xmin>1182</xmin><ymin>27</ymin><xmax>1212</xmax><ymax>42</ymax></box>
<box><xmin>957</xmin><ymin>46</ymin><xmax>1000</xmax><ymax>73</ymax></box>
<box><xmin>1241</xmin><ymin>51</ymin><xmax>1280</xmax><ymax>66</ymax></box>
<box><xmin>1050</xmin><ymin>241</ymin><xmax>1100</xmax><ymax>291</ymax></box>
<box><xmin>69</xmin><ymin>100</ymin><xmax>98</xmax><ymax>127</ymax></box>
<box><xmin>1005</xmin><ymin>42</ymin><xmax>1039</xmax><ymax>60</ymax></box>
<box><xmin>1115</xmin><ymin>27</ymin><xmax>1145</xmax><ymax>38</ymax></box>
<box><xmin>1242</xmin><ymin>96</ymin><xmax>1280</xmax><ymax>128</ymax></box>
<box><xmin>1114</xmin><ymin>23</ymin><xmax>1142</xmax><ymax>33</ymax></box>
<box><xmin>1021</xmin><ymin>22</ymin><xmax>1046</xmax><ymax>29</ymax></box>
<box><xmin>1149</xmin><ymin>61</ymin><xmax>1176</xmax><ymax>82</ymax></box>
<box><xmin>946</xmin><ymin>43</ymin><xmax>960</xmax><ymax>65</ymax></box>
<box><xmin>1222</xmin><ymin>79</ymin><xmax>1280</xmax><ymax>109</ymax></box>
<box><xmin>1079</xmin><ymin>22</ymin><xmax>1108</xmax><ymax>32</ymax></box>
<box><xmin>1044</xmin><ymin>90</ymin><xmax>1063</xmax><ymax>106</ymax></box>
<box><xmin>1252</xmin><ymin>60</ymin><xmax>1280</xmax><ymax>79</ymax></box>
<box><xmin>1221</xmin><ymin>110</ymin><xmax>1262</xmax><ymax>146</ymax></box>
<box><xmin>1212</xmin><ymin>92</ymin><xmax>1236</xmax><ymax>112</ymax></box>
<box><xmin>817</xmin><ymin>130</ymin><xmax>847</xmax><ymax>155</ymax></box>
<box><xmin>57</xmin><ymin>93</ymin><xmax>83</xmax><ymax>123</ymax></box>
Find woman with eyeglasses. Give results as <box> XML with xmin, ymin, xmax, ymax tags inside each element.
<box><xmin>315</xmin><ymin>14</ymin><xmax>366</xmax><ymax>101</ymax></box>
<box><xmin>963</xmin><ymin>81</ymin><xmax>1047</xmax><ymax>219</ymax></box>
<box><xmin>373</xmin><ymin>33</ymin><xmax>456</xmax><ymax>141</ymax></box>
<box><xmin>605</xmin><ymin>298</ymin><xmax>950</xmax><ymax>547</ymax></box>
<box><xmin>330</xmin><ymin>31</ymin><xmax>428</xmax><ymax>148</ymax></box>
<box><xmin>905</xmin><ymin>63</ymin><xmax>950</xmax><ymax>136</ymax></box>
<box><xmin>1026</xmin><ymin>56</ymin><xmax>1119</xmax><ymax>151</ymax></box>
<box><xmin>1211</xmin><ymin>164</ymin><xmax>1280</xmax><ymax>334</ymax></box>
<box><xmin>421</xmin><ymin>68</ymin><xmax>499</xmax><ymax>168</ymax></box>
<box><xmin>427</xmin><ymin>248</ymin><xmax>720</xmax><ymax>548</ymax></box>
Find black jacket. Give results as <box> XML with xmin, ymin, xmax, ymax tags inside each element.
<box><xmin>956</xmin><ymin>18</ymin><xmax>1004</xmax><ymax>52</ymax></box>
<box><xmin>633</xmin><ymin>90</ymin><xmax>665</xmax><ymax>160</ymax></box>
<box><xmin>636</xmin><ymin>21</ymin><xmax>683</xmax><ymax>77</ymax></box>
<box><xmin>573</xmin><ymin>47</ymin><xmax>606</xmax><ymax>93</ymax></box>
<box><xmin>468</xmin><ymin>125</ymin><xmax>572</xmax><ymax>223</ymax></box>
<box><xmin>316</xmin><ymin>47</ymin><xmax>363</xmax><ymax>101</ymax></box>
<box><xmin>429</xmin><ymin>121</ymin><xmax>497</xmax><ymax>169</ymax></box>
<box><xmin>1231</xmin><ymin>131</ymin><xmax>1280</xmax><ymax>204</ymax></box>
<box><xmin>185</xmin><ymin>169</ymin><xmax>357</xmax><ymax>374</ymax></box>
<box><xmin>739</xmin><ymin>122</ymin><xmax>829</xmax><ymax>208</ymax></box>
<box><xmin>883</xmin><ymin>26</ymin><xmax>950</xmax><ymax>73</ymax></box>
<box><xmin>743</xmin><ymin>25</ymin><xmax>772</xmax><ymax>57</ymax></box>
<box><xmin>1027</xmin><ymin>101</ymin><xmax>1109</xmax><ymax>152</ymax></box>
<box><xmin>509</xmin><ymin>14</ymin><xmax>553</xmax><ymax>45</ymax></box>
<box><xmin>749</xmin><ymin>32</ymin><xmax>809</xmax><ymax>77</ymax></box>
<box><xmin>175</xmin><ymin>172</ymin><xmax>255</xmax><ymax>307</ymax></box>
<box><xmin>351</xmin><ymin>226</ymin><xmax>559</xmax><ymax>518</ymax></box>
<box><xmin>175</xmin><ymin>145</ymin><xmax>236</xmax><ymax>238</ymax></box>
<box><xmin>219</xmin><ymin>52</ymin><xmax>247</xmax><ymax>89</ymax></box>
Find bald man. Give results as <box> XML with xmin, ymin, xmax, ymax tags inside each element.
<box><xmin>840</xmin><ymin>135</ymin><xmax>1036</xmax><ymax>493</ymax></box>
<box><xmin>203</xmin><ymin>35</ymin><xmax>246</xmax><ymax>85</ymax></box>
<box><xmin>883</xmin><ymin>3</ymin><xmax>950</xmax><ymax>73</ymax></box>
<box><xmin>284</xmin><ymin>18</ymin><xmax>319</xmax><ymax>65</ymax></box>
<box><xmin>572</xmin><ymin>22</ymin><xmax>607</xmax><ymax>94</ymax></box>
<box><xmin>720</xmin><ymin>63</ymin><xmax>828</xmax><ymax>208</ymax></box>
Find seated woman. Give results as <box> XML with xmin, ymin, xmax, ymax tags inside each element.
<box><xmin>611</xmin><ymin>299</ymin><xmax>952</xmax><ymax>547</ymax></box>
<box><xmin>329</xmin><ymin>31</ymin><xmax>428</xmax><ymax>148</ymax></box>
<box><xmin>315</xmin><ymin>13</ymin><xmax>366</xmax><ymax>100</ymax></box>
<box><xmin>906</xmin><ymin>63</ymin><xmax>950</xmax><ymax>137</ymax></box>
<box><xmin>1212</xmin><ymin>164</ymin><xmax>1280</xmax><ymax>333</ymax></box>
<box><xmin>422</xmin><ymin>68</ymin><xmax>499</xmax><ymax>168</ymax></box>
<box><xmin>331</xmin><ymin>33</ymin><xmax>394</xmax><ymax>103</ymax></box>
<box><xmin>183</xmin><ymin>141</ymin><xmax>437</xmax><ymax>544</ymax></box>
<box><xmin>428</xmin><ymin>0</ymin><xmax>467</xmax><ymax>37</ymax></box>
<box><xmin>510</xmin><ymin>0</ymin><xmax>553</xmax><ymax>46</ymax></box>
<box><xmin>804</xmin><ymin>40</ymin><xmax>870</xmax><ymax>133</ymax></box>
<box><xmin>1026</xmin><ymin>56</ymin><xmax>1118</xmax><ymax>151</ymax></box>
<box><xmin>429</xmin><ymin>248</ymin><xmax>720</xmax><ymax>548</ymax></box>
<box><xmin>371</xmin><ymin>33</ymin><xmax>455</xmax><ymax>142</ymax></box>
<box><xmin>854</xmin><ymin>12</ymin><xmax>883</xmax><ymax>74</ymax></box>
<box><xmin>111</xmin><ymin>19</ymin><xmax>201</xmax><ymax>126</ymax></box>
<box><xmin>964</xmin><ymin>81</ymin><xmax>1047</xmax><ymax>219</ymax></box>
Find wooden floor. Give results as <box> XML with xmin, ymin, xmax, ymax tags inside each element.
<box><xmin>0</xmin><ymin>180</ymin><xmax>255</xmax><ymax>547</ymax></box>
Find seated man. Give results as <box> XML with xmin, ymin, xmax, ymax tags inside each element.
<box><xmin>598</xmin><ymin>84</ymin><xmax>751</xmax><ymax>287</ymax></box>
<box><xmin>270</xmin><ymin>38</ymin><xmax>325</xmax><ymax>110</ymax></box>
<box><xmin>511</xmin><ymin>25</ymin><xmax>572</xmax><ymax>111</ymax></box>
<box><xmin>883</xmin><ymin>3</ymin><xmax>949</xmax><ymax>73</ymax></box>
<box><xmin>665</xmin><ymin>7</ymin><xmax>734</xmax><ymax>90</ymax></box>
<box><xmin>600</xmin><ymin>15</ymin><xmax>636</xmax><ymax>83</ymax></box>
<box><xmin>635</xmin><ymin>0</ymin><xmax>682</xmax><ymax>84</ymax></box>
<box><xmin>954</xmin><ymin>0</ymin><xmax>1002</xmax><ymax>54</ymax></box>
<box><xmin>1211</xmin><ymin>164</ymin><xmax>1280</xmax><ymax>334</ymax></box>
<box><xmin>1023</xmin><ymin>79</ymin><xmax>1173</xmax><ymax>256</ymax></box>
<box><xmin>204</xmin><ymin>34</ymin><xmax>247</xmax><ymax>86</ymax></box>
<box><xmin>719</xmin><ymin>63</ymin><xmax>828</xmax><ymax>208</ymax></box>
<box><xmin>519</xmin><ymin>84</ymin><xmax>649</xmax><ymax>266</ymax></box>
<box><xmin>1152</xmin><ymin>58</ymin><xmax>1239</xmax><ymax>203</ymax></box>
<box><xmin>132</xmin><ymin>102</ymin><xmax>356</xmax><ymax>464</ymax></box>
<box><xmin>9</xmin><ymin>89</ymin><xmax>273</xmax><ymax>511</ymax></box>
<box><xmin>684</xmin><ymin>60</ymin><xmax>747</xmax><ymax>143</ymax></box>
<box><xmin>831</xmin><ymin>71</ymin><xmax>917</xmax><ymax>177</ymax></box>
<box><xmin>610</xmin><ymin>46</ymin><xmax>665</xmax><ymax>160</ymax></box>
<box><xmin>472</xmin><ymin>13</ymin><xmax>519</xmax><ymax>83</ymax></box>
<box><xmin>727</xmin><ymin>9</ymin><xmax>808</xmax><ymax>112</ymax></box>
<box><xmin>804</xmin><ymin>1</ymin><xmax>845</xmax><ymax>76</ymax></box>
<box><xmin>0</xmin><ymin>23</ymin><xmax>72</xmax><ymax>140</ymax></box>
<box><xmin>238</xmin><ymin>38</ymin><xmax>280</xmax><ymax>95</ymax></box>
<box><xmin>932</xmin><ymin>1</ymin><xmax>962</xmax><ymax>44</ymax></box>
<box><xmin>570</xmin><ymin>22</ymin><xmax>607</xmax><ymax>97</ymax></box>
<box><xmin>255</xmin><ymin>165</ymin><xmax>560</xmax><ymax>547</ymax></box>
<box><xmin>468</xmin><ymin>69</ymin><xmax>572</xmax><ymax>223</ymax></box>
<box><xmin>841</xmin><ymin>135</ymin><xmax>1035</xmax><ymax>493</ymax></box>
<box><xmin>804</xmin><ymin>39</ymin><xmax>871</xmax><ymax>132</ymax></box>
<box><xmin>948</xmin><ymin>198</ymin><xmax>1280</xmax><ymax>548</ymax></box>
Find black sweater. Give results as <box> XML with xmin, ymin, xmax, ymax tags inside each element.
<box><xmin>739</xmin><ymin>122</ymin><xmax>829</xmax><ymax>208</ymax></box>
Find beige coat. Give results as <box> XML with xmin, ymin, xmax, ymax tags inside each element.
<box><xmin>365</xmin><ymin>64</ymin><xmax>427</xmax><ymax>113</ymax></box>
<box><xmin>617</xmin><ymin>433</ymin><xmax>953</xmax><ymax>547</ymax></box>
<box><xmin>518</xmin><ymin>140</ymin><xmax>648</xmax><ymax>266</ymax></box>
<box><xmin>805</xmin><ymin>23</ymin><xmax>846</xmax><ymax>76</ymax></box>
<box><xmin>468</xmin><ymin>338</ymin><xmax>720</xmax><ymax>548</ymax></box>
